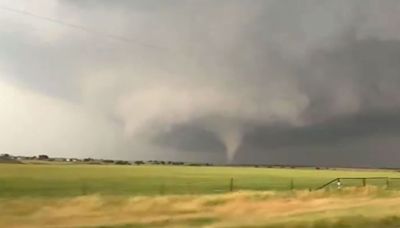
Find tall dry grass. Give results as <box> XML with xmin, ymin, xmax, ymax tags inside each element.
<box><xmin>1</xmin><ymin>186</ymin><xmax>400</xmax><ymax>227</ymax></box>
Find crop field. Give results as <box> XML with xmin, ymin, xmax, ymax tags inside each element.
<box><xmin>2</xmin><ymin>164</ymin><xmax>400</xmax><ymax>227</ymax></box>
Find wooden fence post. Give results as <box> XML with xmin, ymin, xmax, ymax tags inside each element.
<box><xmin>362</xmin><ymin>178</ymin><xmax>366</xmax><ymax>187</ymax></box>
<box><xmin>290</xmin><ymin>178</ymin><xmax>294</xmax><ymax>190</ymax></box>
<box><xmin>386</xmin><ymin>178</ymin><xmax>390</xmax><ymax>189</ymax></box>
<box><xmin>229</xmin><ymin>178</ymin><xmax>234</xmax><ymax>192</ymax></box>
<box><xmin>81</xmin><ymin>182</ymin><xmax>87</xmax><ymax>195</ymax></box>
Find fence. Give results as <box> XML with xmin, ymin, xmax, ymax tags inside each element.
<box><xmin>315</xmin><ymin>177</ymin><xmax>400</xmax><ymax>191</ymax></box>
<box><xmin>2</xmin><ymin>177</ymin><xmax>400</xmax><ymax>197</ymax></box>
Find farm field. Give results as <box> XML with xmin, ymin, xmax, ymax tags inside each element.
<box><xmin>2</xmin><ymin>164</ymin><xmax>400</xmax><ymax>227</ymax></box>
<box><xmin>1</xmin><ymin>164</ymin><xmax>400</xmax><ymax>197</ymax></box>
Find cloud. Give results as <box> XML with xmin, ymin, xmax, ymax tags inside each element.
<box><xmin>0</xmin><ymin>78</ymin><xmax>123</xmax><ymax>158</ymax></box>
<box><xmin>1</xmin><ymin>0</ymin><xmax>400</xmax><ymax>166</ymax></box>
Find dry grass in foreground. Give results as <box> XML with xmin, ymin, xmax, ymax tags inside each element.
<box><xmin>1</xmin><ymin>187</ymin><xmax>400</xmax><ymax>228</ymax></box>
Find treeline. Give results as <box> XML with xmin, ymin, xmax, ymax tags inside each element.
<box><xmin>83</xmin><ymin>158</ymin><xmax>213</xmax><ymax>166</ymax></box>
<box><xmin>0</xmin><ymin>153</ymin><xmax>214</xmax><ymax>167</ymax></box>
<box><xmin>232</xmin><ymin>163</ymin><xmax>335</xmax><ymax>170</ymax></box>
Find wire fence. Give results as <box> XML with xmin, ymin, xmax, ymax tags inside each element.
<box><xmin>315</xmin><ymin>177</ymin><xmax>400</xmax><ymax>191</ymax></box>
<box><xmin>2</xmin><ymin>177</ymin><xmax>400</xmax><ymax>197</ymax></box>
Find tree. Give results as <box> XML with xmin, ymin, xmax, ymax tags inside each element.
<box><xmin>0</xmin><ymin>154</ymin><xmax>10</xmax><ymax>158</ymax></box>
<box><xmin>134</xmin><ymin>160</ymin><xmax>145</xmax><ymax>165</ymax></box>
<box><xmin>38</xmin><ymin>155</ymin><xmax>49</xmax><ymax>160</ymax></box>
<box><xmin>115</xmin><ymin>160</ymin><xmax>130</xmax><ymax>165</ymax></box>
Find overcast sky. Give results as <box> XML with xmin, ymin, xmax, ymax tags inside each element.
<box><xmin>1</xmin><ymin>0</ymin><xmax>400</xmax><ymax>167</ymax></box>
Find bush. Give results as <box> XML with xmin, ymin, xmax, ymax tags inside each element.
<box><xmin>115</xmin><ymin>160</ymin><xmax>130</xmax><ymax>165</ymax></box>
<box><xmin>134</xmin><ymin>161</ymin><xmax>145</xmax><ymax>165</ymax></box>
<box><xmin>38</xmin><ymin>155</ymin><xmax>49</xmax><ymax>160</ymax></box>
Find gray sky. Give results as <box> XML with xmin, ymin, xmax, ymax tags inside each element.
<box><xmin>1</xmin><ymin>0</ymin><xmax>400</xmax><ymax>167</ymax></box>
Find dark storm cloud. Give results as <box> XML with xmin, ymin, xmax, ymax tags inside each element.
<box><xmin>153</xmin><ymin>125</ymin><xmax>226</xmax><ymax>154</ymax></box>
<box><xmin>300</xmin><ymin>38</ymin><xmax>400</xmax><ymax>120</ymax></box>
<box><xmin>154</xmin><ymin>32</ymin><xmax>400</xmax><ymax>166</ymax></box>
<box><xmin>1</xmin><ymin>0</ymin><xmax>400</xmax><ymax>166</ymax></box>
<box><xmin>244</xmin><ymin>109</ymin><xmax>400</xmax><ymax>151</ymax></box>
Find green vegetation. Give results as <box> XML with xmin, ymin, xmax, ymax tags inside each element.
<box><xmin>2</xmin><ymin>188</ymin><xmax>400</xmax><ymax>227</ymax></box>
<box><xmin>2</xmin><ymin>164</ymin><xmax>400</xmax><ymax>227</ymax></box>
<box><xmin>1</xmin><ymin>164</ymin><xmax>400</xmax><ymax>197</ymax></box>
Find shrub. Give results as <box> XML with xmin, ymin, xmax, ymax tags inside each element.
<box><xmin>38</xmin><ymin>155</ymin><xmax>49</xmax><ymax>160</ymax></box>
<box><xmin>115</xmin><ymin>160</ymin><xmax>130</xmax><ymax>165</ymax></box>
<box><xmin>134</xmin><ymin>161</ymin><xmax>145</xmax><ymax>165</ymax></box>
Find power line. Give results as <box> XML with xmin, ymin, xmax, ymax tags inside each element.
<box><xmin>0</xmin><ymin>4</ymin><xmax>165</xmax><ymax>50</ymax></box>
<box><xmin>0</xmin><ymin>4</ymin><xmax>195</xmax><ymax>77</ymax></box>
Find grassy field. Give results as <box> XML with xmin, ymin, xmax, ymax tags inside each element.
<box><xmin>2</xmin><ymin>164</ymin><xmax>400</xmax><ymax>227</ymax></box>
<box><xmin>0</xmin><ymin>164</ymin><xmax>400</xmax><ymax>197</ymax></box>
<box><xmin>1</xmin><ymin>164</ymin><xmax>400</xmax><ymax>197</ymax></box>
<box><xmin>2</xmin><ymin>187</ymin><xmax>400</xmax><ymax>227</ymax></box>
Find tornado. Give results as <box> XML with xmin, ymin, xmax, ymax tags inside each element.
<box><xmin>204</xmin><ymin>121</ymin><xmax>244</xmax><ymax>163</ymax></box>
<box><xmin>218</xmin><ymin>129</ymin><xmax>243</xmax><ymax>163</ymax></box>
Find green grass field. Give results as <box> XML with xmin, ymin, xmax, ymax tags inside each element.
<box><xmin>3</xmin><ymin>164</ymin><xmax>400</xmax><ymax>227</ymax></box>
<box><xmin>1</xmin><ymin>164</ymin><xmax>400</xmax><ymax>197</ymax></box>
